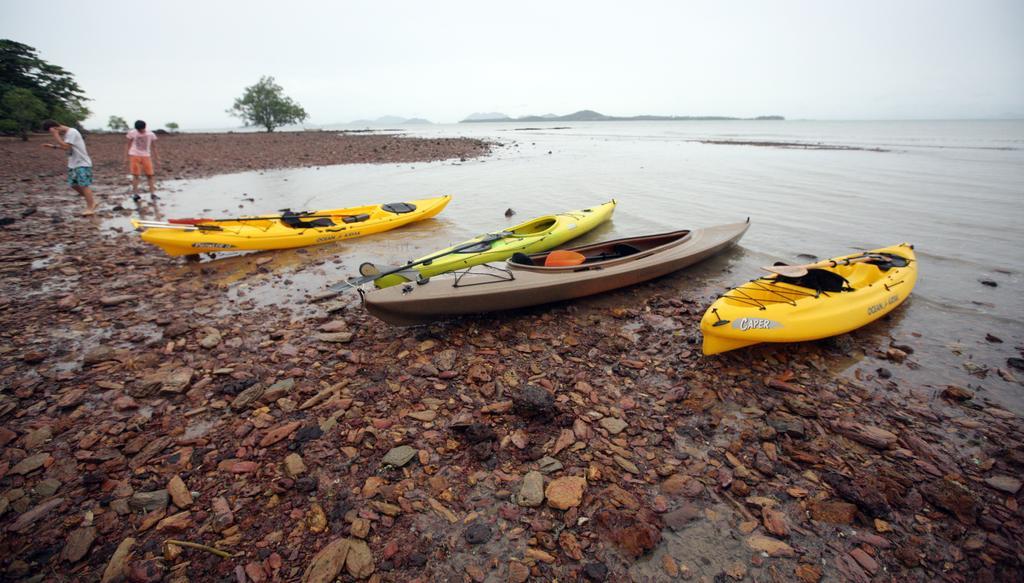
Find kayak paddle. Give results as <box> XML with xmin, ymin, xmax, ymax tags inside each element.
<box><xmin>331</xmin><ymin>231</ymin><xmax>513</xmax><ymax>290</ymax></box>
<box><xmin>761</xmin><ymin>254</ymin><xmax>885</xmax><ymax>278</ymax></box>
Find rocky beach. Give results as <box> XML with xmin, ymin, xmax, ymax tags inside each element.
<box><xmin>0</xmin><ymin>130</ymin><xmax>1022</xmax><ymax>583</ymax></box>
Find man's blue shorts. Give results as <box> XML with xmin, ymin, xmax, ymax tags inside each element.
<box><xmin>67</xmin><ymin>166</ymin><xmax>93</xmax><ymax>187</ymax></box>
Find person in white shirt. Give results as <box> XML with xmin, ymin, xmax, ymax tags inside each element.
<box><xmin>41</xmin><ymin>119</ymin><xmax>97</xmax><ymax>216</ymax></box>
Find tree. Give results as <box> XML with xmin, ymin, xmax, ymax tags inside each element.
<box><xmin>2</xmin><ymin>88</ymin><xmax>46</xmax><ymax>140</ymax></box>
<box><xmin>165</xmin><ymin>122</ymin><xmax>179</xmax><ymax>133</ymax></box>
<box><xmin>0</xmin><ymin>39</ymin><xmax>90</xmax><ymax>134</ymax></box>
<box><xmin>108</xmin><ymin>115</ymin><xmax>128</xmax><ymax>131</ymax></box>
<box><xmin>228</xmin><ymin>76</ymin><xmax>308</xmax><ymax>132</ymax></box>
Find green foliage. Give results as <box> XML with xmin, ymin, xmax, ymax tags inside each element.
<box><xmin>0</xmin><ymin>39</ymin><xmax>90</xmax><ymax>133</ymax></box>
<box><xmin>108</xmin><ymin>115</ymin><xmax>129</xmax><ymax>131</ymax></box>
<box><xmin>228</xmin><ymin>76</ymin><xmax>308</xmax><ymax>132</ymax></box>
<box><xmin>166</xmin><ymin>122</ymin><xmax>179</xmax><ymax>132</ymax></box>
<box><xmin>2</xmin><ymin>87</ymin><xmax>47</xmax><ymax>140</ymax></box>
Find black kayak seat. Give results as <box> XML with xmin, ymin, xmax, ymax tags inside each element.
<box><xmin>613</xmin><ymin>243</ymin><xmax>641</xmax><ymax>256</ymax></box>
<box><xmin>510</xmin><ymin>252</ymin><xmax>534</xmax><ymax>265</ymax></box>
<box><xmin>776</xmin><ymin>268</ymin><xmax>851</xmax><ymax>293</ymax></box>
<box><xmin>382</xmin><ymin>202</ymin><xmax>417</xmax><ymax>214</ymax></box>
<box><xmin>342</xmin><ymin>213</ymin><xmax>371</xmax><ymax>224</ymax></box>
<box><xmin>281</xmin><ymin>211</ymin><xmax>335</xmax><ymax>228</ymax></box>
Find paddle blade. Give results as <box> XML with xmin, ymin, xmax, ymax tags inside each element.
<box><xmin>168</xmin><ymin>218</ymin><xmax>215</xmax><ymax>225</ymax></box>
<box><xmin>761</xmin><ymin>264</ymin><xmax>809</xmax><ymax>278</ymax></box>
<box><xmin>358</xmin><ymin>262</ymin><xmax>380</xmax><ymax>277</ymax></box>
<box><xmin>544</xmin><ymin>250</ymin><xmax>586</xmax><ymax>267</ymax></box>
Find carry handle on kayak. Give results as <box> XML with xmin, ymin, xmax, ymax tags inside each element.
<box><xmin>331</xmin><ymin>231</ymin><xmax>512</xmax><ymax>290</ymax></box>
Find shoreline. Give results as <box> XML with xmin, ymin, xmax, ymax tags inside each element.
<box><xmin>0</xmin><ymin>132</ymin><xmax>1022</xmax><ymax>581</ymax></box>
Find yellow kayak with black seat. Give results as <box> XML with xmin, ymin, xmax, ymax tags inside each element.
<box><xmin>366</xmin><ymin>200</ymin><xmax>617</xmax><ymax>288</ymax></box>
<box><xmin>700</xmin><ymin>243</ymin><xmax>917</xmax><ymax>355</ymax></box>
<box><xmin>130</xmin><ymin>195</ymin><xmax>451</xmax><ymax>256</ymax></box>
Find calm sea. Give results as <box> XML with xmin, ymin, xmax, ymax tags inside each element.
<box><xmin>121</xmin><ymin>120</ymin><xmax>1024</xmax><ymax>412</ymax></box>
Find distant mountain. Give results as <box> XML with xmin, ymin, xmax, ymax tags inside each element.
<box><xmin>462</xmin><ymin>112</ymin><xmax>511</xmax><ymax>121</ymax></box>
<box><xmin>461</xmin><ymin>109</ymin><xmax>785</xmax><ymax>123</ymax></box>
<box><xmin>349</xmin><ymin>116</ymin><xmax>433</xmax><ymax>126</ymax></box>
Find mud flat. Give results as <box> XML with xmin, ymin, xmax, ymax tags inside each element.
<box><xmin>0</xmin><ymin>131</ymin><xmax>1022</xmax><ymax>581</ymax></box>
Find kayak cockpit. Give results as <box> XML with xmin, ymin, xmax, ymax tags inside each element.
<box><xmin>511</xmin><ymin>230</ymin><xmax>691</xmax><ymax>267</ymax></box>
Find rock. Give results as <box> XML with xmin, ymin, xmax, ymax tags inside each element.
<box><xmin>546</xmin><ymin>476</ymin><xmax>586</xmax><ymax>510</ymax></box>
<box><xmin>100</xmin><ymin>294</ymin><xmax>137</xmax><ymax>306</ymax></box>
<box><xmin>762</xmin><ymin>507</ymin><xmax>790</xmax><ymax>537</ymax></box>
<box><xmin>129</xmin><ymin>436</ymin><xmax>172</xmax><ymax>468</ymax></box>
<box><xmin>921</xmin><ymin>478</ymin><xmax>978</xmax><ymax>524</ymax></box>
<box><xmin>62</xmin><ymin>526</ymin><xmax>97</xmax><ymax>562</ymax></box>
<box><xmin>583</xmin><ymin>562</ymin><xmax>609</xmax><ymax>581</ymax></box>
<box><xmin>0</xmin><ymin>426</ymin><xmax>16</xmax><ymax>447</ymax></box>
<box><xmin>512</xmin><ymin>384</ymin><xmax>555</xmax><ymax>419</ymax></box>
<box><xmin>795</xmin><ymin>564</ymin><xmax>823</xmax><ymax>582</ymax></box>
<box><xmin>832</xmin><ymin>420</ymin><xmax>898</xmax><ymax>449</ymax></box>
<box><xmin>156</xmin><ymin>510</ymin><xmax>192</xmax><ymax>532</ymax></box>
<box><xmin>100</xmin><ymin>537</ymin><xmax>136</xmax><ymax>583</ymax></box>
<box><xmin>979</xmin><ymin>279</ymin><xmax>997</xmax><ymax>287</ymax></box>
<box><xmin>231</xmin><ymin>382</ymin><xmax>266</xmax><ymax>410</ymax></box>
<box><xmin>9</xmin><ymin>497</ymin><xmax>64</xmax><ymax>532</ymax></box>
<box><xmin>518</xmin><ymin>471</ymin><xmax>545</xmax><ymax>507</ymax></box>
<box><xmin>983</xmin><ymin>475</ymin><xmax>1022</xmax><ymax>494</ymax></box>
<box><xmin>319</xmin><ymin>320</ymin><xmax>348</xmax><ymax>333</ymax></box>
<box><xmin>35</xmin><ymin>478</ymin><xmax>61</xmax><ymax>497</ymax></box>
<box><xmin>849</xmin><ymin>548</ymin><xmax>879</xmax><ymax>574</ymax></box>
<box><xmin>126</xmin><ymin>559</ymin><xmax>162</xmax><ymax>583</ymax></box>
<box><xmin>595</xmin><ymin>508</ymin><xmax>661</xmax><ymax>557</ymax></box>
<box><xmin>284</xmin><ymin>453</ymin><xmax>307</xmax><ymax>477</ymax></box>
<box><xmin>24</xmin><ymin>426</ymin><xmax>52</xmax><ymax>448</ymax></box>
<box><xmin>83</xmin><ymin>345</ymin><xmax>117</xmax><ymax>366</ymax></box>
<box><xmin>21</xmin><ymin>350</ymin><xmax>46</xmax><ymax>364</ymax></box>
<box><xmin>129</xmin><ymin>490</ymin><xmax>169</xmax><ymax>514</ymax></box>
<box><xmin>407</xmin><ymin>410</ymin><xmax>437</xmax><ymax>422</ymax></box>
<box><xmin>598</xmin><ymin>417</ymin><xmax>628</xmax><ymax>434</ymax></box>
<box><xmin>508</xmin><ymin>561</ymin><xmax>530</xmax><ymax>582</ymax></box>
<box><xmin>315</xmin><ymin>332</ymin><xmax>353</xmax><ymax>343</ymax></box>
<box><xmin>809</xmin><ymin>500</ymin><xmax>858</xmax><ymax>524</ymax></box>
<box><xmin>464</xmin><ymin>522</ymin><xmax>492</xmax><ymax>544</ymax></box>
<box><xmin>167</xmin><ymin>475</ymin><xmax>193</xmax><ymax>508</ymax></box>
<box><xmin>942</xmin><ymin>386</ymin><xmax>974</xmax><ymax>401</ymax></box>
<box><xmin>9</xmin><ymin>452</ymin><xmax>51</xmax><ymax>475</ymax></box>
<box><xmin>661</xmin><ymin>474</ymin><xmax>702</xmax><ymax>497</ymax></box>
<box><xmin>212</xmin><ymin>496</ymin><xmax>234</xmax><ymax>529</ymax></box>
<box><xmin>345</xmin><ymin>538</ymin><xmax>374</xmax><ymax>579</ymax></box>
<box><xmin>57</xmin><ymin>294</ymin><xmax>79</xmax><ymax>310</ymax></box>
<box><xmin>218</xmin><ymin>459</ymin><xmax>258</xmax><ymax>473</ymax></box>
<box><xmin>537</xmin><ymin>456</ymin><xmax>563</xmax><ymax>474</ymax></box>
<box><xmin>259</xmin><ymin>420</ymin><xmax>301</xmax><ymax>447</ymax></box>
<box><xmin>159</xmin><ymin>367</ymin><xmax>194</xmax><ymax>394</ymax></box>
<box><xmin>746</xmin><ymin>535</ymin><xmax>795</xmax><ymax>557</ymax></box>
<box><xmin>663</xmin><ymin>503</ymin><xmax>702</xmax><ymax>531</ymax></box>
<box><xmin>199</xmin><ymin>328</ymin><xmax>222</xmax><ymax>348</ymax></box>
<box><xmin>381</xmin><ymin>445</ymin><xmax>417</xmax><ymax>467</ymax></box>
<box><xmin>1008</xmin><ymin>357</ymin><xmax>1024</xmax><ymax>371</ymax></box>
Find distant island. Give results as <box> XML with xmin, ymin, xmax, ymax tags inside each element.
<box><xmin>460</xmin><ymin>109</ymin><xmax>784</xmax><ymax>123</ymax></box>
<box><xmin>349</xmin><ymin>115</ymin><xmax>432</xmax><ymax>126</ymax></box>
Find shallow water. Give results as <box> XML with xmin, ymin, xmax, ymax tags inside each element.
<box><xmin>109</xmin><ymin>120</ymin><xmax>1024</xmax><ymax>412</ymax></box>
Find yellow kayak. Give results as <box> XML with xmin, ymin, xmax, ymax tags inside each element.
<box><xmin>700</xmin><ymin>243</ymin><xmax>917</xmax><ymax>355</ymax></box>
<box><xmin>131</xmin><ymin>195</ymin><xmax>451</xmax><ymax>256</ymax></box>
<box><xmin>372</xmin><ymin>200</ymin><xmax>616</xmax><ymax>288</ymax></box>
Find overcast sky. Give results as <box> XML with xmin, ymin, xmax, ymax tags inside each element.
<box><xmin>4</xmin><ymin>0</ymin><xmax>1022</xmax><ymax>129</ymax></box>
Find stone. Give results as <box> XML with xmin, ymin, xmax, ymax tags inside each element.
<box><xmin>284</xmin><ymin>453</ymin><xmax>307</xmax><ymax>478</ymax></box>
<box><xmin>345</xmin><ymin>538</ymin><xmax>374</xmax><ymax>579</ymax></box>
<box><xmin>159</xmin><ymin>367</ymin><xmax>194</xmax><ymax>394</ymax></box>
<box><xmin>595</xmin><ymin>508</ymin><xmax>661</xmax><ymax>558</ymax></box>
<box><xmin>62</xmin><ymin>526</ymin><xmax>97</xmax><ymax>562</ymax></box>
<box><xmin>537</xmin><ymin>456</ymin><xmax>563</xmax><ymax>474</ymax></box>
<box><xmin>598</xmin><ymin>417</ymin><xmax>628</xmax><ymax>434</ymax></box>
<box><xmin>407</xmin><ymin>410</ymin><xmax>437</xmax><ymax>422</ymax></box>
<box><xmin>315</xmin><ymin>332</ymin><xmax>353</xmax><ymax>343</ymax></box>
<box><xmin>218</xmin><ymin>459</ymin><xmax>259</xmax><ymax>473</ymax></box>
<box><xmin>942</xmin><ymin>386</ymin><xmax>974</xmax><ymax>401</ymax></box>
<box><xmin>156</xmin><ymin>510</ymin><xmax>192</xmax><ymax>532</ymax></box>
<box><xmin>259</xmin><ymin>421</ymin><xmax>301</xmax><ymax>447</ymax></box>
<box><xmin>9</xmin><ymin>497</ymin><xmax>64</xmax><ymax>532</ymax></box>
<box><xmin>381</xmin><ymin>445</ymin><xmax>417</xmax><ymax>467</ymax></box>
<box><xmin>809</xmin><ymin>500</ymin><xmax>858</xmax><ymax>524</ymax></box>
<box><xmin>984</xmin><ymin>475</ymin><xmax>1022</xmax><ymax>494</ymax></box>
<box><xmin>24</xmin><ymin>426</ymin><xmax>52</xmax><ymax>449</ymax></box>
<box><xmin>232</xmin><ymin>383</ymin><xmax>266</xmax><ymax>410</ymax></box>
<box><xmin>508</xmin><ymin>561</ymin><xmax>530</xmax><ymax>583</ymax></box>
<box><xmin>661</xmin><ymin>474</ymin><xmax>702</xmax><ymax>497</ymax></box>
<box><xmin>546</xmin><ymin>476</ymin><xmax>586</xmax><ymax>510</ymax></box>
<box><xmin>746</xmin><ymin>535</ymin><xmax>795</xmax><ymax>557</ymax></box>
<box><xmin>832</xmin><ymin>420</ymin><xmax>898</xmax><ymax>449</ymax></box>
<box><xmin>518</xmin><ymin>471</ymin><xmax>545</xmax><ymax>507</ymax></box>
<box><xmin>762</xmin><ymin>507</ymin><xmax>790</xmax><ymax>537</ymax></box>
<box><xmin>512</xmin><ymin>385</ymin><xmax>555</xmax><ymax>419</ymax></box>
<box><xmin>83</xmin><ymin>345</ymin><xmax>117</xmax><ymax>366</ymax></box>
<box><xmin>10</xmin><ymin>452</ymin><xmax>51</xmax><ymax>475</ymax></box>
<box><xmin>212</xmin><ymin>496</ymin><xmax>234</xmax><ymax>529</ymax></box>
<box><xmin>301</xmin><ymin>536</ymin><xmax>350</xmax><ymax>581</ymax></box>
<box><xmin>130</xmin><ymin>490</ymin><xmax>169</xmax><ymax>514</ymax></box>
<box><xmin>465</xmin><ymin>522</ymin><xmax>492</xmax><ymax>544</ymax></box>
<box><xmin>795</xmin><ymin>564</ymin><xmax>822</xmax><ymax>582</ymax></box>
<box><xmin>921</xmin><ymin>478</ymin><xmax>978</xmax><ymax>524</ymax></box>
<box><xmin>200</xmin><ymin>329</ymin><xmax>222</xmax><ymax>348</ymax></box>
<box><xmin>663</xmin><ymin>503</ymin><xmax>702</xmax><ymax>531</ymax></box>
<box><xmin>100</xmin><ymin>537</ymin><xmax>136</xmax><ymax>583</ymax></box>
<box><xmin>34</xmin><ymin>478</ymin><xmax>62</xmax><ymax>497</ymax></box>
<box><xmin>583</xmin><ymin>562</ymin><xmax>609</xmax><ymax>581</ymax></box>
<box><xmin>167</xmin><ymin>475</ymin><xmax>193</xmax><ymax>509</ymax></box>
<box><xmin>849</xmin><ymin>548</ymin><xmax>879</xmax><ymax>574</ymax></box>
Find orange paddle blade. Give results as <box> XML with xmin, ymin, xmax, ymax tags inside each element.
<box><xmin>168</xmin><ymin>218</ymin><xmax>215</xmax><ymax>225</ymax></box>
<box><xmin>544</xmin><ymin>250</ymin><xmax>586</xmax><ymax>267</ymax></box>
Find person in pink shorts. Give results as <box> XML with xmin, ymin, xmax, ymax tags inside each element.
<box><xmin>125</xmin><ymin>120</ymin><xmax>159</xmax><ymax>202</ymax></box>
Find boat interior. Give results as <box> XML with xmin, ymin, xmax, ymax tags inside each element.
<box><xmin>510</xmin><ymin>230</ymin><xmax>690</xmax><ymax>266</ymax></box>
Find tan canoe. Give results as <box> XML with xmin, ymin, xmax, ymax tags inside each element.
<box><xmin>362</xmin><ymin>219</ymin><xmax>750</xmax><ymax>325</ymax></box>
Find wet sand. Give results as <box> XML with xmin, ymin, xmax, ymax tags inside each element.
<box><xmin>0</xmin><ymin>132</ymin><xmax>1022</xmax><ymax>582</ymax></box>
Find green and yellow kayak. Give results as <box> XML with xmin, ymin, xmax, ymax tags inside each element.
<box><xmin>373</xmin><ymin>200</ymin><xmax>617</xmax><ymax>288</ymax></box>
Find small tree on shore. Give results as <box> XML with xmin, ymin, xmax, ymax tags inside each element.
<box><xmin>228</xmin><ymin>76</ymin><xmax>308</xmax><ymax>132</ymax></box>
<box><xmin>166</xmin><ymin>122</ymin><xmax>179</xmax><ymax>133</ymax></box>
<box><xmin>1</xmin><ymin>88</ymin><xmax>47</xmax><ymax>140</ymax></box>
<box><xmin>108</xmin><ymin>115</ymin><xmax>128</xmax><ymax>131</ymax></box>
